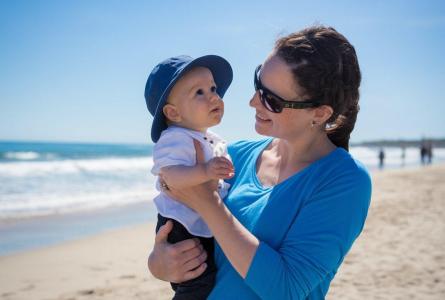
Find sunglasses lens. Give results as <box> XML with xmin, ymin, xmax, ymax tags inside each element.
<box><xmin>254</xmin><ymin>65</ymin><xmax>283</xmax><ymax>113</ymax></box>
<box><xmin>263</xmin><ymin>93</ymin><xmax>282</xmax><ymax>113</ymax></box>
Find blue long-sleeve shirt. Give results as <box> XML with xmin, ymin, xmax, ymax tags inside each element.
<box><xmin>208</xmin><ymin>139</ymin><xmax>372</xmax><ymax>299</ymax></box>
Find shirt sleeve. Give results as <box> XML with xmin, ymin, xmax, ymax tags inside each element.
<box><xmin>151</xmin><ymin>129</ymin><xmax>196</xmax><ymax>175</ymax></box>
<box><xmin>245</xmin><ymin>168</ymin><xmax>372</xmax><ymax>299</ymax></box>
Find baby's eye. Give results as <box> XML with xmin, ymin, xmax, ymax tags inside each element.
<box><xmin>210</xmin><ymin>86</ymin><xmax>217</xmax><ymax>93</ymax></box>
<box><xmin>196</xmin><ymin>89</ymin><xmax>204</xmax><ymax>95</ymax></box>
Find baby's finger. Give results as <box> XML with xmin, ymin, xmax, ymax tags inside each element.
<box><xmin>219</xmin><ymin>156</ymin><xmax>232</xmax><ymax>162</ymax></box>
<box><xmin>214</xmin><ymin>171</ymin><xmax>232</xmax><ymax>178</ymax></box>
<box><xmin>215</xmin><ymin>165</ymin><xmax>234</xmax><ymax>173</ymax></box>
<box><xmin>214</xmin><ymin>160</ymin><xmax>233</xmax><ymax>170</ymax></box>
<box><xmin>215</xmin><ymin>170</ymin><xmax>234</xmax><ymax>178</ymax></box>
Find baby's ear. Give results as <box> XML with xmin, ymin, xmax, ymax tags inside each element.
<box><xmin>163</xmin><ymin>104</ymin><xmax>181</xmax><ymax>122</ymax></box>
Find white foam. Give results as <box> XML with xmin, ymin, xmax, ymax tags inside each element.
<box><xmin>0</xmin><ymin>156</ymin><xmax>154</xmax><ymax>177</ymax></box>
<box><xmin>0</xmin><ymin>188</ymin><xmax>158</xmax><ymax>219</ymax></box>
<box><xmin>3</xmin><ymin>151</ymin><xmax>40</xmax><ymax>160</ymax></box>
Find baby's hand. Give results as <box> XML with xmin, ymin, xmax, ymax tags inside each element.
<box><xmin>205</xmin><ymin>157</ymin><xmax>235</xmax><ymax>180</ymax></box>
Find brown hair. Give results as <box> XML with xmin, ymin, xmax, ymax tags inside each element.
<box><xmin>275</xmin><ymin>25</ymin><xmax>361</xmax><ymax>151</ymax></box>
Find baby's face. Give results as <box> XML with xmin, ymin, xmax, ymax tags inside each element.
<box><xmin>165</xmin><ymin>67</ymin><xmax>224</xmax><ymax>132</ymax></box>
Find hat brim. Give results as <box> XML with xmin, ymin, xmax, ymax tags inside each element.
<box><xmin>151</xmin><ymin>55</ymin><xmax>233</xmax><ymax>143</ymax></box>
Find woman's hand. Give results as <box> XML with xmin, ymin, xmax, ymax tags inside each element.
<box><xmin>147</xmin><ymin>220</ymin><xmax>208</xmax><ymax>283</ymax></box>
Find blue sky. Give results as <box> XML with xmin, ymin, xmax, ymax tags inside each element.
<box><xmin>1</xmin><ymin>0</ymin><xmax>444</xmax><ymax>144</ymax></box>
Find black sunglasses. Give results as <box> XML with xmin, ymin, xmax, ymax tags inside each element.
<box><xmin>254</xmin><ymin>65</ymin><xmax>321</xmax><ymax>113</ymax></box>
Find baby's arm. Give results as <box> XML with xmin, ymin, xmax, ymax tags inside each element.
<box><xmin>160</xmin><ymin>156</ymin><xmax>234</xmax><ymax>189</ymax></box>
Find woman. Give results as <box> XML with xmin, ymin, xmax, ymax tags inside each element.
<box><xmin>148</xmin><ymin>25</ymin><xmax>372</xmax><ymax>299</ymax></box>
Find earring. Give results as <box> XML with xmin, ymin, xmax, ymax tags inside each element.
<box><xmin>311</xmin><ymin>120</ymin><xmax>317</xmax><ymax>128</ymax></box>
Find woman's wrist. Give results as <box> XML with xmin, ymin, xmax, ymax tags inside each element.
<box><xmin>191</xmin><ymin>189</ymin><xmax>221</xmax><ymax>215</ymax></box>
<box><xmin>198</xmin><ymin>192</ymin><xmax>259</xmax><ymax>278</ymax></box>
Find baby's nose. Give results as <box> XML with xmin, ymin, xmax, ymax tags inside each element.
<box><xmin>209</xmin><ymin>93</ymin><xmax>220</xmax><ymax>102</ymax></box>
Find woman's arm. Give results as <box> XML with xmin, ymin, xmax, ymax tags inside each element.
<box><xmin>186</xmin><ymin>185</ymin><xmax>259</xmax><ymax>277</ymax></box>
<box><xmin>243</xmin><ymin>172</ymin><xmax>371</xmax><ymax>298</ymax></box>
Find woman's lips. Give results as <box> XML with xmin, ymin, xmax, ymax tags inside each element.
<box><xmin>256</xmin><ymin>114</ymin><xmax>271</xmax><ymax>123</ymax></box>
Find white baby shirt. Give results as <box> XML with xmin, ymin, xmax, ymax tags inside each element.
<box><xmin>151</xmin><ymin>126</ymin><xmax>231</xmax><ymax>237</ymax></box>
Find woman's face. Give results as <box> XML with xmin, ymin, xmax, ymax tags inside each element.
<box><xmin>249</xmin><ymin>54</ymin><xmax>314</xmax><ymax>140</ymax></box>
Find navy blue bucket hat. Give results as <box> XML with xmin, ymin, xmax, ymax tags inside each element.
<box><xmin>144</xmin><ymin>55</ymin><xmax>233</xmax><ymax>143</ymax></box>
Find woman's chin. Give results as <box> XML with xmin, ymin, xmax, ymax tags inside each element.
<box><xmin>255</xmin><ymin>123</ymin><xmax>271</xmax><ymax>136</ymax></box>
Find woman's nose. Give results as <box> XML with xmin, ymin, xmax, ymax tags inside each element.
<box><xmin>249</xmin><ymin>91</ymin><xmax>261</xmax><ymax>108</ymax></box>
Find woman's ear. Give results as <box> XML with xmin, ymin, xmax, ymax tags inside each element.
<box><xmin>313</xmin><ymin>105</ymin><xmax>334</xmax><ymax>125</ymax></box>
<box><xmin>163</xmin><ymin>104</ymin><xmax>181</xmax><ymax>123</ymax></box>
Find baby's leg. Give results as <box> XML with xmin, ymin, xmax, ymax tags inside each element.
<box><xmin>156</xmin><ymin>214</ymin><xmax>216</xmax><ymax>300</ymax></box>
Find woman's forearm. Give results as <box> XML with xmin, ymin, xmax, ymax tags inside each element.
<box><xmin>198</xmin><ymin>192</ymin><xmax>259</xmax><ymax>278</ymax></box>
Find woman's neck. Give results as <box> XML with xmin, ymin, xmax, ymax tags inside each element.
<box><xmin>257</xmin><ymin>132</ymin><xmax>336</xmax><ymax>187</ymax></box>
<box><xmin>274</xmin><ymin>132</ymin><xmax>336</xmax><ymax>168</ymax></box>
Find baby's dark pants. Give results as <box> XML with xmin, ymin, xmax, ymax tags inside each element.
<box><xmin>156</xmin><ymin>214</ymin><xmax>216</xmax><ymax>300</ymax></box>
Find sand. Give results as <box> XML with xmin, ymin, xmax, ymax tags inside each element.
<box><xmin>0</xmin><ymin>224</ymin><xmax>173</xmax><ymax>300</ymax></box>
<box><xmin>328</xmin><ymin>164</ymin><xmax>445</xmax><ymax>300</ymax></box>
<box><xmin>1</xmin><ymin>165</ymin><xmax>445</xmax><ymax>299</ymax></box>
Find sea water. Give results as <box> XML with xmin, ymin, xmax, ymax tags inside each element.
<box><xmin>0</xmin><ymin>141</ymin><xmax>157</xmax><ymax>219</ymax></box>
<box><xmin>1</xmin><ymin>141</ymin><xmax>444</xmax><ymax>255</ymax></box>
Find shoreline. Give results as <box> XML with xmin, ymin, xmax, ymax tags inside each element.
<box><xmin>1</xmin><ymin>164</ymin><xmax>444</xmax><ymax>299</ymax></box>
<box><xmin>0</xmin><ymin>201</ymin><xmax>157</xmax><ymax>256</ymax></box>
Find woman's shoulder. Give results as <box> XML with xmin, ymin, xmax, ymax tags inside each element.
<box><xmin>337</xmin><ymin>148</ymin><xmax>370</xmax><ymax>176</ymax></box>
<box><xmin>304</xmin><ymin>148</ymin><xmax>372</xmax><ymax>213</ymax></box>
<box><xmin>317</xmin><ymin>147</ymin><xmax>372</xmax><ymax>189</ymax></box>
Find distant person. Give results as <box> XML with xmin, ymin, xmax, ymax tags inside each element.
<box><xmin>401</xmin><ymin>146</ymin><xmax>406</xmax><ymax>167</ymax></box>
<box><xmin>426</xmin><ymin>141</ymin><xmax>433</xmax><ymax>164</ymax></box>
<box><xmin>145</xmin><ymin>55</ymin><xmax>234</xmax><ymax>299</ymax></box>
<box><xmin>148</xmin><ymin>25</ymin><xmax>372</xmax><ymax>299</ymax></box>
<box><xmin>420</xmin><ymin>142</ymin><xmax>427</xmax><ymax>165</ymax></box>
<box><xmin>378</xmin><ymin>148</ymin><xmax>385</xmax><ymax>169</ymax></box>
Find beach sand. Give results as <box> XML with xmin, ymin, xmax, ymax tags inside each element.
<box><xmin>0</xmin><ymin>224</ymin><xmax>173</xmax><ymax>300</ymax></box>
<box><xmin>328</xmin><ymin>164</ymin><xmax>445</xmax><ymax>300</ymax></box>
<box><xmin>1</xmin><ymin>165</ymin><xmax>445</xmax><ymax>299</ymax></box>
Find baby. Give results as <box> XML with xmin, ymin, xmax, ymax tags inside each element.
<box><xmin>144</xmin><ymin>55</ymin><xmax>234</xmax><ymax>299</ymax></box>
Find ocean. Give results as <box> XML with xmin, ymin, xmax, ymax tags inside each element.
<box><xmin>1</xmin><ymin>141</ymin><xmax>444</xmax><ymax>255</ymax></box>
<box><xmin>0</xmin><ymin>141</ymin><xmax>157</xmax><ymax>219</ymax></box>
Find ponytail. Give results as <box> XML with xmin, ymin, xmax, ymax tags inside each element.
<box><xmin>327</xmin><ymin>105</ymin><xmax>359</xmax><ymax>151</ymax></box>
